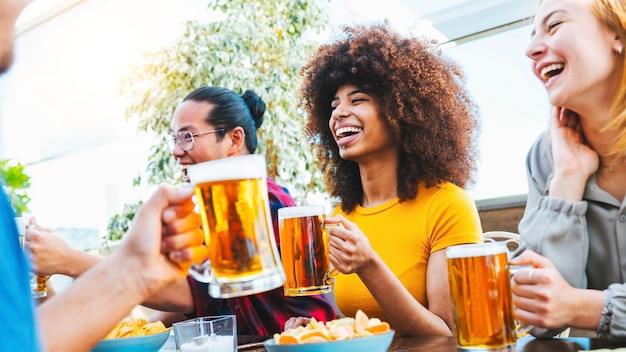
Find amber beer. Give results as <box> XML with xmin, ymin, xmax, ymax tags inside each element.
<box><xmin>447</xmin><ymin>243</ymin><xmax>517</xmax><ymax>351</ymax></box>
<box><xmin>32</xmin><ymin>274</ymin><xmax>48</xmax><ymax>298</ymax></box>
<box><xmin>187</xmin><ymin>154</ymin><xmax>286</xmax><ymax>298</ymax></box>
<box><xmin>278</xmin><ymin>205</ymin><xmax>333</xmax><ymax>296</ymax></box>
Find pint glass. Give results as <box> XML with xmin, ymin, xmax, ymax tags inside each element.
<box><xmin>447</xmin><ymin>242</ymin><xmax>519</xmax><ymax>351</ymax></box>
<box><xmin>187</xmin><ymin>154</ymin><xmax>285</xmax><ymax>298</ymax></box>
<box><xmin>278</xmin><ymin>205</ymin><xmax>337</xmax><ymax>296</ymax></box>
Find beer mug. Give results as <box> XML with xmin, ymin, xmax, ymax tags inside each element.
<box><xmin>277</xmin><ymin>205</ymin><xmax>338</xmax><ymax>296</ymax></box>
<box><xmin>186</xmin><ymin>154</ymin><xmax>286</xmax><ymax>298</ymax></box>
<box><xmin>446</xmin><ymin>242</ymin><xmax>532</xmax><ymax>351</ymax></box>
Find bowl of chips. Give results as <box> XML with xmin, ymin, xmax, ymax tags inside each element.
<box><xmin>91</xmin><ymin>318</ymin><xmax>171</xmax><ymax>352</ymax></box>
<box><xmin>265</xmin><ymin>310</ymin><xmax>394</xmax><ymax>352</ymax></box>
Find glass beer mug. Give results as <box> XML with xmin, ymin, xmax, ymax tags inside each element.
<box><xmin>187</xmin><ymin>154</ymin><xmax>286</xmax><ymax>298</ymax></box>
<box><xmin>446</xmin><ymin>242</ymin><xmax>532</xmax><ymax>351</ymax></box>
<box><xmin>277</xmin><ymin>205</ymin><xmax>338</xmax><ymax>296</ymax></box>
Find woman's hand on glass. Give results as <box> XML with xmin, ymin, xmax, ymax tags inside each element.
<box><xmin>325</xmin><ymin>215</ymin><xmax>376</xmax><ymax>275</ymax></box>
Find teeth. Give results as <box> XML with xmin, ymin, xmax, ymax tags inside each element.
<box><xmin>181</xmin><ymin>164</ymin><xmax>190</xmax><ymax>182</ymax></box>
<box><xmin>541</xmin><ymin>63</ymin><xmax>564</xmax><ymax>81</ymax></box>
<box><xmin>336</xmin><ymin>127</ymin><xmax>362</xmax><ymax>138</ymax></box>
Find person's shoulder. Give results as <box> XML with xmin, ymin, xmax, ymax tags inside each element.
<box><xmin>529</xmin><ymin>130</ymin><xmax>551</xmax><ymax>154</ymax></box>
<box><xmin>415</xmin><ymin>182</ymin><xmax>476</xmax><ymax>211</ymax></box>
<box><xmin>524</xmin><ymin>130</ymin><xmax>551</xmax><ymax>164</ymax></box>
<box><xmin>266</xmin><ymin>177</ymin><xmax>296</xmax><ymax>207</ymax></box>
<box><xmin>421</xmin><ymin>181</ymin><xmax>470</xmax><ymax>199</ymax></box>
<box><xmin>330</xmin><ymin>203</ymin><xmax>344</xmax><ymax>216</ymax></box>
<box><xmin>266</xmin><ymin>177</ymin><xmax>290</xmax><ymax>196</ymax></box>
<box><xmin>525</xmin><ymin>130</ymin><xmax>553</xmax><ymax>182</ymax></box>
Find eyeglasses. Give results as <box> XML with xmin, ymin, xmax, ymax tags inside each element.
<box><xmin>170</xmin><ymin>129</ymin><xmax>226</xmax><ymax>151</ymax></box>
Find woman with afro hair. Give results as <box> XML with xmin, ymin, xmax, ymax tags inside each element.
<box><xmin>288</xmin><ymin>22</ymin><xmax>484</xmax><ymax>336</ymax></box>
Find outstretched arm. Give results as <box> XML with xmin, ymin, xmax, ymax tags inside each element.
<box><xmin>25</xmin><ymin>220</ymin><xmax>102</xmax><ymax>278</ymax></box>
<box><xmin>37</xmin><ymin>185</ymin><xmax>207</xmax><ymax>352</ymax></box>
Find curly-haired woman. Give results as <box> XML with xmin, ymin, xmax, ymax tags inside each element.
<box><xmin>286</xmin><ymin>22</ymin><xmax>484</xmax><ymax>336</ymax></box>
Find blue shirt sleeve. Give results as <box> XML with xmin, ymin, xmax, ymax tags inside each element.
<box><xmin>0</xmin><ymin>190</ymin><xmax>42</xmax><ymax>351</ymax></box>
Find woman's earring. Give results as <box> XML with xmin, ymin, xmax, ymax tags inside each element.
<box><xmin>616</xmin><ymin>43</ymin><xmax>623</xmax><ymax>55</ymax></box>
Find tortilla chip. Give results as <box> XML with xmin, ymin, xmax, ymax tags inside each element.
<box><xmin>104</xmin><ymin>318</ymin><xmax>169</xmax><ymax>339</ymax></box>
<box><xmin>274</xmin><ymin>310</ymin><xmax>390</xmax><ymax>345</ymax></box>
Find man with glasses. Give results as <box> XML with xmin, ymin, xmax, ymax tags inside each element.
<box><xmin>26</xmin><ymin>85</ymin><xmax>337</xmax><ymax>335</ymax></box>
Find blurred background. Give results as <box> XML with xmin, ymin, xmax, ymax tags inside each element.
<box><xmin>0</xmin><ymin>0</ymin><xmax>548</xmax><ymax>252</ymax></box>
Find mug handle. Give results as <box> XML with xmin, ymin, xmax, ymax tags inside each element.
<box><xmin>324</xmin><ymin>267</ymin><xmax>340</xmax><ymax>285</ymax></box>
<box><xmin>322</xmin><ymin>220</ymin><xmax>342</xmax><ymax>285</ymax></box>
<box><xmin>508</xmin><ymin>263</ymin><xmax>535</xmax><ymax>337</ymax></box>
<box><xmin>189</xmin><ymin>259</ymin><xmax>213</xmax><ymax>283</ymax></box>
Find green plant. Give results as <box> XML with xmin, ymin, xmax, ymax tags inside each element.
<box><xmin>105</xmin><ymin>0</ymin><xmax>330</xmax><ymax>243</ymax></box>
<box><xmin>104</xmin><ymin>200</ymin><xmax>144</xmax><ymax>245</ymax></box>
<box><xmin>0</xmin><ymin>159</ymin><xmax>31</xmax><ymax>216</ymax></box>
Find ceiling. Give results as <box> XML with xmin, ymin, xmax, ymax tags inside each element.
<box><xmin>398</xmin><ymin>0</ymin><xmax>539</xmax><ymax>42</ymax></box>
<box><xmin>18</xmin><ymin>0</ymin><xmax>540</xmax><ymax>42</ymax></box>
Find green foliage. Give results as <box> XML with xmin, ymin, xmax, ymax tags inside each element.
<box><xmin>105</xmin><ymin>200</ymin><xmax>143</xmax><ymax>244</ymax></box>
<box><xmin>106</xmin><ymin>0</ymin><xmax>330</xmax><ymax>242</ymax></box>
<box><xmin>0</xmin><ymin>159</ymin><xmax>31</xmax><ymax>216</ymax></box>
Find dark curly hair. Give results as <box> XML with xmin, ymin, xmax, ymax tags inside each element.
<box><xmin>300</xmin><ymin>22</ymin><xmax>481</xmax><ymax>213</ymax></box>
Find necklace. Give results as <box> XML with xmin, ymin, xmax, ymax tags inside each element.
<box><xmin>600</xmin><ymin>157</ymin><xmax>626</xmax><ymax>172</ymax></box>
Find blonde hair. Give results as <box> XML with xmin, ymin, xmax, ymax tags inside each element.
<box><xmin>592</xmin><ymin>0</ymin><xmax>626</xmax><ymax>158</ymax></box>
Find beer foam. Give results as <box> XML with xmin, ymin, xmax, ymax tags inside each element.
<box><xmin>187</xmin><ymin>154</ymin><xmax>267</xmax><ymax>183</ymax></box>
<box><xmin>446</xmin><ymin>242</ymin><xmax>507</xmax><ymax>259</ymax></box>
<box><xmin>278</xmin><ymin>205</ymin><xmax>326</xmax><ymax>219</ymax></box>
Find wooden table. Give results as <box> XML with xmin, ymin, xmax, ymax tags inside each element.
<box><xmin>385</xmin><ymin>335</ymin><xmax>626</xmax><ymax>352</ymax></box>
<box><xmin>160</xmin><ymin>333</ymin><xmax>626</xmax><ymax>351</ymax></box>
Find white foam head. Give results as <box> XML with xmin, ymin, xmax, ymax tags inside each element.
<box><xmin>187</xmin><ymin>154</ymin><xmax>267</xmax><ymax>184</ymax></box>
<box><xmin>446</xmin><ymin>242</ymin><xmax>508</xmax><ymax>259</ymax></box>
<box><xmin>278</xmin><ymin>205</ymin><xmax>326</xmax><ymax>220</ymax></box>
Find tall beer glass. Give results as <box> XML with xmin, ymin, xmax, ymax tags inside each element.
<box><xmin>187</xmin><ymin>154</ymin><xmax>285</xmax><ymax>298</ymax></box>
<box><xmin>278</xmin><ymin>205</ymin><xmax>337</xmax><ymax>296</ymax></box>
<box><xmin>447</xmin><ymin>242</ymin><xmax>522</xmax><ymax>351</ymax></box>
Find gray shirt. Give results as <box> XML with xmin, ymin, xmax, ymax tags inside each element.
<box><xmin>519</xmin><ymin>131</ymin><xmax>626</xmax><ymax>339</ymax></box>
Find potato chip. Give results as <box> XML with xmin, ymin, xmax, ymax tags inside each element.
<box><xmin>104</xmin><ymin>318</ymin><xmax>170</xmax><ymax>339</ymax></box>
<box><xmin>273</xmin><ymin>310</ymin><xmax>391</xmax><ymax>345</ymax></box>
<box><xmin>275</xmin><ymin>333</ymin><xmax>300</xmax><ymax>345</ymax></box>
<box><xmin>354</xmin><ymin>310</ymin><xmax>369</xmax><ymax>334</ymax></box>
<box><xmin>365</xmin><ymin>318</ymin><xmax>391</xmax><ymax>334</ymax></box>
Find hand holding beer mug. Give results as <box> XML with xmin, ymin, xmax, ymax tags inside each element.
<box><xmin>447</xmin><ymin>242</ymin><xmax>532</xmax><ymax>351</ymax></box>
<box><xmin>278</xmin><ymin>205</ymin><xmax>339</xmax><ymax>296</ymax></box>
<box><xmin>186</xmin><ymin>154</ymin><xmax>285</xmax><ymax>298</ymax></box>
<box><xmin>15</xmin><ymin>216</ymin><xmax>49</xmax><ymax>298</ymax></box>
